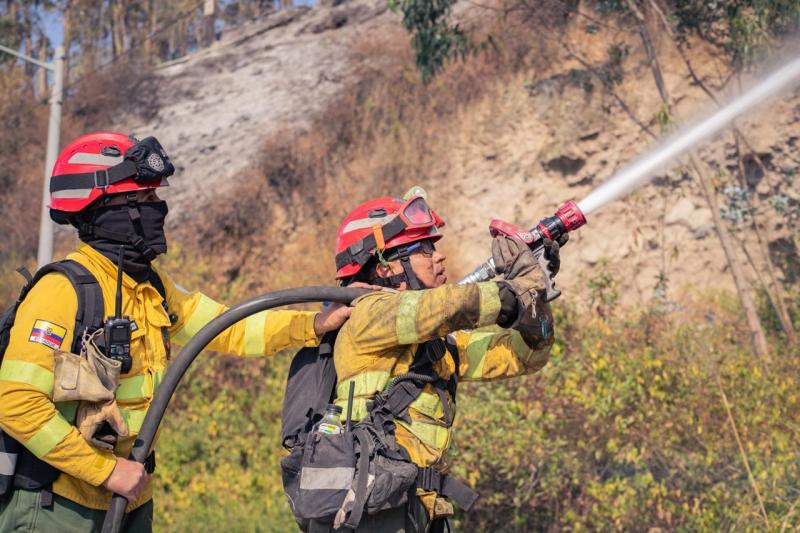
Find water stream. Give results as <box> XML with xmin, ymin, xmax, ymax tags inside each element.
<box><xmin>578</xmin><ymin>55</ymin><xmax>800</xmax><ymax>216</ymax></box>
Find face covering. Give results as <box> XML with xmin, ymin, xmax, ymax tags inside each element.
<box><xmin>77</xmin><ymin>201</ymin><xmax>169</xmax><ymax>279</ymax></box>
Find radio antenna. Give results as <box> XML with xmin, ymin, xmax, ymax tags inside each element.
<box><xmin>115</xmin><ymin>246</ymin><xmax>124</xmax><ymax>319</ymax></box>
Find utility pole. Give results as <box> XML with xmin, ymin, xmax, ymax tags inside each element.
<box><xmin>0</xmin><ymin>43</ymin><xmax>65</xmax><ymax>268</ymax></box>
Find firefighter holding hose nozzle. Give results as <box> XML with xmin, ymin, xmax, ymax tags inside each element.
<box><xmin>284</xmin><ymin>186</ymin><xmax>564</xmax><ymax>532</ymax></box>
<box><xmin>0</xmin><ymin>132</ymin><xmax>351</xmax><ymax>532</ymax></box>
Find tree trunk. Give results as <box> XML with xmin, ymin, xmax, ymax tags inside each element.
<box><xmin>203</xmin><ymin>0</ymin><xmax>216</xmax><ymax>47</ymax></box>
<box><xmin>37</xmin><ymin>36</ymin><xmax>48</xmax><ymax>100</ymax></box>
<box><xmin>110</xmin><ymin>0</ymin><xmax>127</xmax><ymax>58</ymax></box>
<box><xmin>693</xmin><ymin>155</ymin><xmax>771</xmax><ymax>365</ymax></box>
<box><xmin>673</xmin><ymin>24</ymin><xmax>797</xmax><ymax>346</ymax></box>
<box><xmin>62</xmin><ymin>2</ymin><xmax>71</xmax><ymax>84</ymax></box>
<box><xmin>733</xmin><ymin>133</ymin><xmax>798</xmax><ymax>345</ymax></box>
<box><xmin>623</xmin><ymin>0</ymin><xmax>772</xmax><ymax>362</ymax></box>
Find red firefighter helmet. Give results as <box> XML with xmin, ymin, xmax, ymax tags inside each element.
<box><xmin>335</xmin><ymin>187</ymin><xmax>444</xmax><ymax>280</ymax></box>
<box><xmin>49</xmin><ymin>132</ymin><xmax>171</xmax><ymax>222</ymax></box>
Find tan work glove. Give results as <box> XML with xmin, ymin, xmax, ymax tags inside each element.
<box><xmin>53</xmin><ymin>330</ymin><xmax>128</xmax><ymax>450</ymax></box>
<box><xmin>77</xmin><ymin>401</ymin><xmax>129</xmax><ymax>450</ymax></box>
<box><xmin>492</xmin><ymin>235</ymin><xmax>537</xmax><ymax>280</ymax></box>
<box><xmin>493</xmin><ymin>236</ymin><xmax>555</xmax><ymax>348</ymax></box>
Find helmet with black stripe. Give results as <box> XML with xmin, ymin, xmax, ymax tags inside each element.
<box><xmin>49</xmin><ymin>132</ymin><xmax>173</xmax><ymax>224</ymax></box>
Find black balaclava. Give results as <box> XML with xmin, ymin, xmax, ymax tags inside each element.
<box><xmin>75</xmin><ymin>194</ymin><xmax>168</xmax><ymax>281</ymax></box>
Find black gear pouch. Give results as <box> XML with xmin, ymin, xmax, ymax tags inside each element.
<box><xmin>291</xmin><ymin>432</ymin><xmax>356</xmax><ymax>522</ymax></box>
<box><xmin>124</xmin><ymin>136</ymin><xmax>175</xmax><ymax>182</ymax></box>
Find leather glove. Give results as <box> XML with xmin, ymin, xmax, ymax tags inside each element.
<box><xmin>77</xmin><ymin>400</ymin><xmax>129</xmax><ymax>450</ymax></box>
<box><xmin>492</xmin><ymin>235</ymin><xmax>537</xmax><ymax>280</ymax></box>
<box><xmin>498</xmin><ymin>276</ymin><xmax>555</xmax><ymax>350</ymax></box>
<box><xmin>542</xmin><ymin>233</ymin><xmax>567</xmax><ymax>279</ymax></box>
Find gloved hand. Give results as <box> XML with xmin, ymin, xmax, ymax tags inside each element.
<box><xmin>542</xmin><ymin>233</ymin><xmax>568</xmax><ymax>279</ymax></box>
<box><xmin>492</xmin><ymin>235</ymin><xmax>537</xmax><ymax>280</ymax></box>
<box><xmin>497</xmin><ymin>275</ymin><xmax>555</xmax><ymax>350</ymax></box>
<box><xmin>77</xmin><ymin>400</ymin><xmax>129</xmax><ymax>450</ymax></box>
<box><xmin>492</xmin><ymin>233</ymin><xmax>567</xmax><ymax>281</ymax></box>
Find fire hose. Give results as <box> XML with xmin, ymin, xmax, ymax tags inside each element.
<box><xmin>102</xmin><ymin>202</ymin><xmax>588</xmax><ymax>533</ymax></box>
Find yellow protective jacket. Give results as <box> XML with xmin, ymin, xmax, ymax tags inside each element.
<box><xmin>0</xmin><ymin>244</ymin><xmax>321</xmax><ymax>511</ymax></box>
<box><xmin>333</xmin><ymin>281</ymin><xmax>554</xmax><ymax>471</ymax></box>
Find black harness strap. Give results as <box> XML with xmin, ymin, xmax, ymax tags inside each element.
<box><xmin>366</xmin><ymin>338</ymin><xmax>477</xmax><ymax>510</ymax></box>
<box><xmin>48</xmin><ymin>160</ymin><xmax>139</xmax><ymax>194</ymax></box>
<box><xmin>416</xmin><ymin>467</ymin><xmax>479</xmax><ymax>512</ymax></box>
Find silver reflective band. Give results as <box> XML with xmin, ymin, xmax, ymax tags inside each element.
<box><xmin>67</xmin><ymin>152</ymin><xmax>123</xmax><ymax>166</ymax></box>
<box><xmin>51</xmin><ymin>188</ymin><xmax>94</xmax><ymax>199</ymax></box>
<box><xmin>0</xmin><ymin>451</ymin><xmax>18</xmax><ymax>476</ymax></box>
<box><xmin>299</xmin><ymin>467</ymin><xmax>355</xmax><ymax>491</ymax></box>
<box><xmin>341</xmin><ymin>215</ymin><xmax>396</xmax><ymax>234</ymax></box>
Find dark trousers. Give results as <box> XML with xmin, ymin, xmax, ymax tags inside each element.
<box><xmin>0</xmin><ymin>490</ymin><xmax>152</xmax><ymax>533</ymax></box>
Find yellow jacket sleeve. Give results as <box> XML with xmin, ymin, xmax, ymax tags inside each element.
<box><xmin>342</xmin><ymin>282</ymin><xmax>503</xmax><ymax>356</ymax></box>
<box><xmin>157</xmin><ymin>269</ymin><xmax>321</xmax><ymax>355</ymax></box>
<box><xmin>0</xmin><ymin>274</ymin><xmax>116</xmax><ymax>486</ymax></box>
<box><xmin>451</xmin><ymin>324</ymin><xmax>553</xmax><ymax>382</ymax></box>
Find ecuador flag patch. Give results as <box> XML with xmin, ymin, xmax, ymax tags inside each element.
<box><xmin>29</xmin><ymin>320</ymin><xmax>67</xmax><ymax>350</ymax></box>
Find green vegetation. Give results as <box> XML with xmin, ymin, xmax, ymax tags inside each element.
<box><xmin>151</xmin><ymin>254</ymin><xmax>799</xmax><ymax>531</ymax></box>
<box><xmin>388</xmin><ymin>0</ymin><xmax>468</xmax><ymax>82</ymax></box>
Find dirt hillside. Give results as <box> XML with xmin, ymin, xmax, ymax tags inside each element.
<box><xmin>109</xmin><ymin>0</ymin><xmax>799</xmax><ymax>305</ymax></box>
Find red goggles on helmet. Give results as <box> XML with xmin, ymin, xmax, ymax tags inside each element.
<box><xmin>335</xmin><ymin>195</ymin><xmax>442</xmax><ymax>273</ymax></box>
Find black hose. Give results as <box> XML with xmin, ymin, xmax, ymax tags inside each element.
<box><xmin>102</xmin><ymin>286</ymin><xmax>370</xmax><ymax>533</ymax></box>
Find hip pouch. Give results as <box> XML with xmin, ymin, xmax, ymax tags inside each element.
<box><xmin>293</xmin><ymin>431</ymin><xmax>356</xmax><ymax>522</ymax></box>
<box><xmin>281</xmin><ymin>423</ymin><xmax>418</xmax><ymax>531</ymax></box>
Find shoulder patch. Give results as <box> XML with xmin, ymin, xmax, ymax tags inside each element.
<box><xmin>29</xmin><ymin>320</ymin><xmax>67</xmax><ymax>350</ymax></box>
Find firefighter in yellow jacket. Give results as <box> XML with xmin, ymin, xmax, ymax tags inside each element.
<box><xmin>330</xmin><ymin>188</ymin><xmax>562</xmax><ymax>532</ymax></box>
<box><xmin>0</xmin><ymin>132</ymin><xmax>350</xmax><ymax>532</ymax></box>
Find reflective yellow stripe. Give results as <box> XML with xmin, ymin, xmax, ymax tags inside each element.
<box><xmin>26</xmin><ymin>415</ymin><xmax>72</xmax><ymax>458</ymax></box>
<box><xmin>477</xmin><ymin>282</ymin><xmax>501</xmax><ymax>326</ymax></box>
<box><xmin>117</xmin><ymin>374</ymin><xmax>151</xmax><ymax>401</ymax></box>
<box><xmin>172</xmin><ymin>294</ymin><xmax>222</xmax><ymax>345</ymax></box>
<box><xmin>408</xmin><ymin>390</ymin><xmax>443</xmax><ymax>419</ymax></box>
<box><xmin>120</xmin><ymin>407</ymin><xmax>149</xmax><ymax>434</ymax></box>
<box><xmin>397</xmin><ymin>419</ymin><xmax>449</xmax><ymax>449</ymax></box>
<box><xmin>244</xmin><ymin>312</ymin><xmax>268</xmax><ymax>356</ymax></box>
<box><xmin>396</xmin><ymin>291</ymin><xmax>423</xmax><ymax>344</ymax></box>
<box><xmin>462</xmin><ymin>331</ymin><xmax>494</xmax><ymax>379</ymax></box>
<box><xmin>335</xmin><ymin>371</ymin><xmax>391</xmax><ymax>422</ymax></box>
<box><xmin>336</xmin><ymin>371</ymin><xmax>391</xmax><ymax>398</ymax></box>
<box><xmin>0</xmin><ymin>360</ymin><xmax>54</xmax><ymax>396</ymax></box>
<box><xmin>56</xmin><ymin>401</ymin><xmax>79</xmax><ymax>423</ymax></box>
<box><xmin>153</xmin><ymin>369</ymin><xmax>165</xmax><ymax>393</ymax></box>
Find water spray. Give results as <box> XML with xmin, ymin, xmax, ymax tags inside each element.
<box><xmin>579</xmin><ymin>55</ymin><xmax>800</xmax><ymax>216</ymax></box>
<box><xmin>460</xmin><ymin>55</ymin><xmax>800</xmax><ymax>293</ymax></box>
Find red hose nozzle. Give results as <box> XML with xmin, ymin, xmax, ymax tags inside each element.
<box><xmin>555</xmin><ymin>200</ymin><xmax>587</xmax><ymax>232</ymax></box>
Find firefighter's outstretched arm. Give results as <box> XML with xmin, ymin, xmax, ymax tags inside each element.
<box><xmin>159</xmin><ymin>269</ymin><xmax>343</xmax><ymax>355</ymax></box>
<box><xmin>451</xmin><ymin>233</ymin><xmax>558</xmax><ymax>381</ymax></box>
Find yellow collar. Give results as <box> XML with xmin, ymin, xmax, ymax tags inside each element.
<box><xmin>73</xmin><ymin>244</ymin><xmax>140</xmax><ymax>290</ymax></box>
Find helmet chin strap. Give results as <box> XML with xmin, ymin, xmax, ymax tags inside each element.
<box><xmin>369</xmin><ymin>246</ymin><xmax>425</xmax><ymax>290</ymax></box>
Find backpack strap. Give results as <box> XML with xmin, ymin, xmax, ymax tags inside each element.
<box><xmin>21</xmin><ymin>261</ymin><xmax>104</xmax><ymax>354</ymax></box>
<box><xmin>147</xmin><ymin>269</ymin><xmax>168</xmax><ymax>302</ymax></box>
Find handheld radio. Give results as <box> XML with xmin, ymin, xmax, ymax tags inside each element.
<box><xmin>104</xmin><ymin>246</ymin><xmax>133</xmax><ymax>373</ymax></box>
